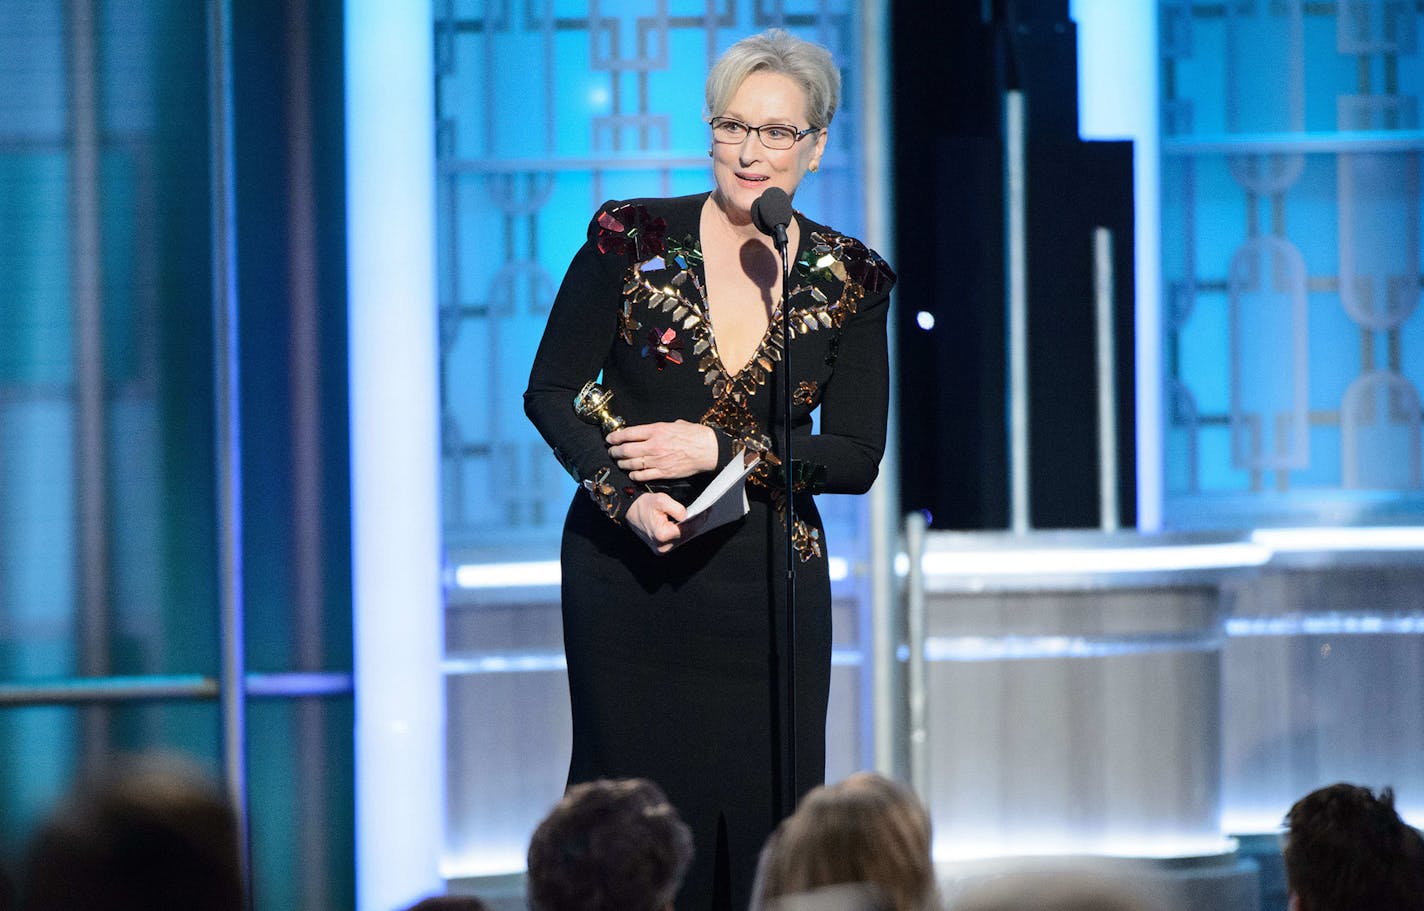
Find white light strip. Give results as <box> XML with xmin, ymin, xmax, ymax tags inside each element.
<box><xmin>441</xmin><ymin>645</ymin><xmax>865</xmax><ymax>676</ymax></box>
<box><xmin>458</xmin><ymin>544</ymin><xmax>1277</xmax><ymax>591</ymax></box>
<box><xmin>452</xmin><ymin>554</ymin><xmax>850</xmax><ymax>589</ymax></box>
<box><xmin>454</xmin><ymin>560</ymin><xmax>561</xmax><ymax>589</ymax></box>
<box><xmin>921</xmin><ymin>541</ymin><xmax>1270</xmax><ymax>577</ymax></box>
<box><xmin>1226</xmin><ymin>613</ymin><xmax>1424</xmax><ymax>637</ymax></box>
<box><xmin>1251</xmin><ymin>526</ymin><xmax>1424</xmax><ymax>552</ymax></box>
<box><xmin>456</xmin><ymin>528</ymin><xmax>1424</xmax><ymax>593</ymax></box>
<box><xmin>934</xmin><ymin>834</ymin><xmax>1236</xmax><ymax>863</ymax></box>
<box><xmin>924</xmin><ymin>632</ymin><xmax>1221</xmax><ymax>663</ymax></box>
<box><xmin>347</xmin><ymin>1</ymin><xmax>443</xmax><ymax>909</ymax></box>
<box><xmin>442</xmin><ymin>652</ymin><xmax>567</xmax><ymax>675</ymax></box>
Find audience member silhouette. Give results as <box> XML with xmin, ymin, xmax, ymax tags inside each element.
<box><xmin>1283</xmin><ymin>782</ymin><xmax>1424</xmax><ymax>911</ymax></box>
<box><xmin>1</xmin><ymin>859</ymin><xmax>14</xmax><ymax>911</ymax></box>
<box><xmin>750</xmin><ymin>772</ymin><xmax>937</xmax><ymax>911</ymax></box>
<box><xmin>526</xmin><ymin>778</ymin><xmax>693</xmax><ymax>911</ymax></box>
<box><xmin>19</xmin><ymin>753</ymin><xmax>243</xmax><ymax>911</ymax></box>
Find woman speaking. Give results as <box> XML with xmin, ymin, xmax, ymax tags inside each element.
<box><xmin>524</xmin><ymin>28</ymin><xmax>895</xmax><ymax>911</ymax></box>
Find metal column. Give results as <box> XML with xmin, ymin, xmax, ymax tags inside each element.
<box><xmin>206</xmin><ymin>0</ymin><xmax>251</xmax><ymax>890</ymax></box>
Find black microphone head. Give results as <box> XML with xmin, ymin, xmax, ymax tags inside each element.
<box><xmin>751</xmin><ymin>187</ymin><xmax>793</xmax><ymax>238</ymax></box>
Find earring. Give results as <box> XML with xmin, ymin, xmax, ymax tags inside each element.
<box><xmin>809</xmin><ymin>162</ymin><xmax>819</xmax><ymax>173</ymax></box>
<box><xmin>707</xmin><ymin>148</ymin><xmax>713</xmax><ymax>157</ymax></box>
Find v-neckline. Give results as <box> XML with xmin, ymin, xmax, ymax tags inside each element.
<box><xmin>691</xmin><ymin>206</ymin><xmax>807</xmax><ymax>382</ymax></box>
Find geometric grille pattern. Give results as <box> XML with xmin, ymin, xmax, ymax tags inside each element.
<box><xmin>435</xmin><ymin>1</ymin><xmax>863</xmax><ymax>550</ymax></box>
<box><xmin>1161</xmin><ymin>0</ymin><xmax>1424</xmax><ymax>520</ymax></box>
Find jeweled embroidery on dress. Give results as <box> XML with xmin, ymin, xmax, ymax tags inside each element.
<box><xmin>582</xmin><ymin>467</ymin><xmax>622</xmax><ymax>520</ymax></box>
<box><xmin>617</xmin><ymin>300</ymin><xmax>641</xmax><ymax>345</ymax></box>
<box><xmin>596</xmin><ymin>204</ymin><xmax>667</xmax><ymax>259</ymax></box>
<box><xmin>761</xmin><ymin>458</ymin><xmax>829</xmax><ymax>513</ymax></box>
<box><xmin>788</xmin><ymin>459</ymin><xmax>828</xmax><ymax>495</ymax></box>
<box><xmin>614</xmin><ymin>218</ymin><xmax>892</xmax><ymax>382</ymax></box>
<box><xmin>642</xmin><ymin>326</ymin><xmax>684</xmax><ymax>369</ymax></box>
<box><xmin>701</xmin><ymin>395</ymin><xmax>780</xmax><ymax>485</ymax></box>
<box><xmin>709</xmin><ymin>333</ymin><xmax>783</xmax><ymax>406</ymax></box>
<box><xmin>792</xmin><ymin>520</ymin><xmax>823</xmax><ymax>562</ymax></box>
<box><xmin>607</xmin><ymin>207</ymin><xmax>894</xmax><ymax>558</ymax></box>
<box><xmin>622</xmin><ymin>235</ymin><xmax>709</xmax><ymax>354</ymax></box>
<box><xmin>782</xmin><ymin>231</ymin><xmax>896</xmax><ymax>339</ymax></box>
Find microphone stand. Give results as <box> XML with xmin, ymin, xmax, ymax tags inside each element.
<box><xmin>771</xmin><ymin>220</ymin><xmax>796</xmax><ymax>819</ymax></box>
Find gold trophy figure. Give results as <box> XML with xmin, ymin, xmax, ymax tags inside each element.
<box><xmin>573</xmin><ymin>380</ymin><xmax>626</xmax><ymax>433</ymax></box>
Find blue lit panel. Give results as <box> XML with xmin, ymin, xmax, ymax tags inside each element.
<box><xmin>1162</xmin><ymin>3</ymin><xmax>1424</xmax><ymax>519</ymax></box>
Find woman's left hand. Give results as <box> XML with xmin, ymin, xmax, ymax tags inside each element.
<box><xmin>608</xmin><ymin>420</ymin><xmax>718</xmax><ymax>482</ymax></box>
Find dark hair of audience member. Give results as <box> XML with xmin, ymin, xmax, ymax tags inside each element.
<box><xmin>403</xmin><ymin>895</ymin><xmax>492</xmax><ymax>911</ymax></box>
<box><xmin>526</xmin><ymin>778</ymin><xmax>694</xmax><ymax>911</ymax></box>
<box><xmin>19</xmin><ymin>753</ymin><xmax>243</xmax><ymax>911</ymax></box>
<box><xmin>750</xmin><ymin>772</ymin><xmax>937</xmax><ymax>911</ymax></box>
<box><xmin>1283</xmin><ymin>782</ymin><xmax>1424</xmax><ymax>911</ymax></box>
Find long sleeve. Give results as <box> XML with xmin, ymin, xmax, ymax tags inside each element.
<box><xmin>791</xmin><ymin>279</ymin><xmax>893</xmax><ymax>495</ymax></box>
<box><xmin>523</xmin><ymin>205</ymin><xmax>640</xmax><ymax>521</ymax></box>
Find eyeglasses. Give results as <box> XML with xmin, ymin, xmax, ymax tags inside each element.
<box><xmin>709</xmin><ymin>117</ymin><xmax>820</xmax><ymax>151</ymax></box>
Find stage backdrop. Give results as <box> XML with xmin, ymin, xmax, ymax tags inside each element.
<box><xmin>1158</xmin><ymin>0</ymin><xmax>1424</xmax><ymax>839</ymax></box>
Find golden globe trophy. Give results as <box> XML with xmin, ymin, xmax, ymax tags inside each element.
<box><xmin>573</xmin><ymin>380</ymin><xmax>626</xmax><ymax>433</ymax></box>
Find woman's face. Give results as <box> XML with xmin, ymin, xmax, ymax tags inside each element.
<box><xmin>710</xmin><ymin>70</ymin><xmax>826</xmax><ymax>223</ymax></box>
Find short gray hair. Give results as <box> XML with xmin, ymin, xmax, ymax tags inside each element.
<box><xmin>705</xmin><ymin>29</ymin><xmax>841</xmax><ymax>131</ymax></box>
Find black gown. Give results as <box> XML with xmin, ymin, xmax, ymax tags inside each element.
<box><xmin>524</xmin><ymin>192</ymin><xmax>895</xmax><ymax>911</ymax></box>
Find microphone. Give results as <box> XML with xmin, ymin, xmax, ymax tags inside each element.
<box><xmin>751</xmin><ymin>187</ymin><xmax>793</xmax><ymax>247</ymax></box>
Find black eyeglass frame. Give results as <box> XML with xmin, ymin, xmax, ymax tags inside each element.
<box><xmin>709</xmin><ymin>116</ymin><xmax>821</xmax><ymax>150</ymax></box>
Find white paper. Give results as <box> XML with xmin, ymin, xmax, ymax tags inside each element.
<box><xmin>676</xmin><ymin>455</ymin><xmax>760</xmax><ymax>543</ymax></box>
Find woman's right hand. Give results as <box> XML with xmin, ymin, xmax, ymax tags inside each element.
<box><xmin>607</xmin><ymin>420</ymin><xmax>718</xmax><ymax>483</ymax></box>
<box><xmin>625</xmin><ymin>492</ymin><xmax>687</xmax><ymax>554</ymax></box>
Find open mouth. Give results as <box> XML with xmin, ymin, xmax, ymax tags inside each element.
<box><xmin>736</xmin><ymin>172</ymin><xmax>769</xmax><ymax>183</ymax></box>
